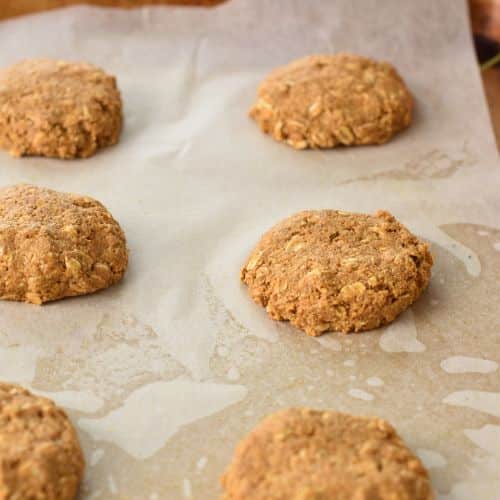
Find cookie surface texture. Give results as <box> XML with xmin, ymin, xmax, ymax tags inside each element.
<box><xmin>250</xmin><ymin>53</ymin><xmax>412</xmax><ymax>149</ymax></box>
<box><xmin>0</xmin><ymin>184</ymin><xmax>128</xmax><ymax>304</ymax></box>
<box><xmin>221</xmin><ymin>407</ymin><xmax>434</xmax><ymax>500</ymax></box>
<box><xmin>0</xmin><ymin>382</ymin><xmax>84</xmax><ymax>500</ymax></box>
<box><xmin>0</xmin><ymin>58</ymin><xmax>122</xmax><ymax>158</ymax></box>
<box><xmin>240</xmin><ymin>210</ymin><xmax>432</xmax><ymax>336</ymax></box>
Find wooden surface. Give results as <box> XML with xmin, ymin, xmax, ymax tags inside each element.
<box><xmin>470</xmin><ymin>0</ymin><xmax>500</xmax><ymax>41</ymax></box>
<box><xmin>482</xmin><ymin>68</ymin><xmax>500</xmax><ymax>149</ymax></box>
<box><xmin>0</xmin><ymin>0</ymin><xmax>498</xmax><ymax>150</ymax></box>
<box><xmin>470</xmin><ymin>0</ymin><xmax>500</xmax><ymax>149</ymax></box>
<box><xmin>0</xmin><ymin>0</ymin><xmax>223</xmax><ymax>20</ymax></box>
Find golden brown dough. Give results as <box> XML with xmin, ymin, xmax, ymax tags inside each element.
<box><xmin>0</xmin><ymin>184</ymin><xmax>128</xmax><ymax>304</ymax></box>
<box><xmin>241</xmin><ymin>210</ymin><xmax>432</xmax><ymax>335</ymax></box>
<box><xmin>0</xmin><ymin>382</ymin><xmax>84</xmax><ymax>500</ymax></box>
<box><xmin>0</xmin><ymin>58</ymin><xmax>122</xmax><ymax>159</ymax></box>
<box><xmin>221</xmin><ymin>408</ymin><xmax>434</xmax><ymax>500</ymax></box>
<box><xmin>250</xmin><ymin>54</ymin><xmax>412</xmax><ymax>149</ymax></box>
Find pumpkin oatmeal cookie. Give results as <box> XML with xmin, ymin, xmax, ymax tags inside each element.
<box><xmin>240</xmin><ymin>210</ymin><xmax>432</xmax><ymax>335</ymax></box>
<box><xmin>221</xmin><ymin>407</ymin><xmax>434</xmax><ymax>500</ymax></box>
<box><xmin>0</xmin><ymin>382</ymin><xmax>84</xmax><ymax>500</ymax></box>
<box><xmin>0</xmin><ymin>184</ymin><xmax>128</xmax><ymax>304</ymax></box>
<box><xmin>250</xmin><ymin>54</ymin><xmax>412</xmax><ymax>149</ymax></box>
<box><xmin>0</xmin><ymin>58</ymin><xmax>122</xmax><ymax>159</ymax></box>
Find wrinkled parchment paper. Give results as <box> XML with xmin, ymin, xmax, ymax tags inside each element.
<box><xmin>0</xmin><ymin>0</ymin><xmax>499</xmax><ymax>498</ymax></box>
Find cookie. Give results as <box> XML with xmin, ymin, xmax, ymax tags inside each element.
<box><xmin>250</xmin><ymin>54</ymin><xmax>412</xmax><ymax>149</ymax></box>
<box><xmin>0</xmin><ymin>184</ymin><xmax>128</xmax><ymax>304</ymax></box>
<box><xmin>0</xmin><ymin>58</ymin><xmax>122</xmax><ymax>159</ymax></box>
<box><xmin>0</xmin><ymin>382</ymin><xmax>84</xmax><ymax>500</ymax></box>
<box><xmin>221</xmin><ymin>408</ymin><xmax>434</xmax><ymax>500</ymax></box>
<box><xmin>241</xmin><ymin>210</ymin><xmax>432</xmax><ymax>336</ymax></box>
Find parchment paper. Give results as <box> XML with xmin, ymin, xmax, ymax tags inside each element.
<box><xmin>0</xmin><ymin>1</ymin><xmax>499</xmax><ymax>498</ymax></box>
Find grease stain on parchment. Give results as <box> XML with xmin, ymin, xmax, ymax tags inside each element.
<box><xmin>196</xmin><ymin>456</ymin><xmax>208</xmax><ymax>471</ymax></box>
<box><xmin>90</xmin><ymin>448</ymin><xmax>105</xmax><ymax>467</ymax></box>
<box><xmin>413</xmin><ymin>222</ymin><xmax>481</xmax><ymax>277</ymax></box>
<box><xmin>0</xmin><ymin>345</ymin><xmax>39</xmax><ymax>384</ymax></box>
<box><xmin>30</xmin><ymin>388</ymin><xmax>104</xmax><ymax>413</ymax></box>
<box><xmin>437</xmin><ymin>456</ymin><xmax>500</xmax><ymax>500</ymax></box>
<box><xmin>339</xmin><ymin>144</ymin><xmax>475</xmax><ymax>185</ymax></box>
<box><xmin>182</xmin><ymin>478</ymin><xmax>193</xmax><ymax>498</ymax></box>
<box><xmin>443</xmin><ymin>391</ymin><xmax>500</xmax><ymax>417</ymax></box>
<box><xmin>366</xmin><ymin>376</ymin><xmax>384</xmax><ymax>387</ymax></box>
<box><xmin>314</xmin><ymin>336</ymin><xmax>342</xmax><ymax>352</ymax></box>
<box><xmin>416</xmin><ymin>449</ymin><xmax>447</xmax><ymax>469</ymax></box>
<box><xmin>348</xmin><ymin>388</ymin><xmax>374</xmax><ymax>401</ymax></box>
<box><xmin>79</xmin><ymin>379</ymin><xmax>247</xmax><ymax>460</ymax></box>
<box><xmin>203</xmin><ymin>274</ymin><xmax>273</xmax><ymax>382</ymax></box>
<box><xmin>35</xmin><ymin>312</ymin><xmax>186</xmax><ymax>405</ymax></box>
<box><xmin>379</xmin><ymin>309</ymin><xmax>425</xmax><ymax>353</ymax></box>
<box><xmin>440</xmin><ymin>356</ymin><xmax>498</xmax><ymax>374</ymax></box>
<box><xmin>464</xmin><ymin>425</ymin><xmax>500</xmax><ymax>458</ymax></box>
<box><xmin>107</xmin><ymin>475</ymin><xmax>118</xmax><ymax>495</ymax></box>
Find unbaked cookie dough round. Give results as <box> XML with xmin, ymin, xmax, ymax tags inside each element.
<box><xmin>241</xmin><ymin>210</ymin><xmax>432</xmax><ymax>336</ymax></box>
<box><xmin>221</xmin><ymin>408</ymin><xmax>434</xmax><ymax>500</ymax></box>
<box><xmin>250</xmin><ymin>53</ymin><xmax>412</xmax><ymax>149</ymax></box>
<box><xmin>0</xmin><ymin>58</ymin><xmax>122</xmax><ymax>159</ymax></box>
<box><xmin>0</xmin><ymin>382</ymin><xmax>84</xmax><ymax>500</ymax></box>
<box><xmin>0</xmin><ymin>184</ymin><xmax>128</xmax><ymax>304</ymax></box>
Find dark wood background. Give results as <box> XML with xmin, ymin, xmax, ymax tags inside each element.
<box><xmin>0</xmin><ymin>0</ymin><xmax>498</xmax><ymax>149</ymax></box>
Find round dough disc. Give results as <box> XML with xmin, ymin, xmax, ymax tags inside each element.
<box><xmin>0</xmin><ymin>58</ymin><xmax>122</xmax><ymax>159</ymax></box>
<box><xmin>0</xmin><ymin>382</ymin><xmax>85</xmax><ymax>500</ymax></box>
<box><xmin>241</xmin><ymin>209</ymin><xmax>432</xmax><ymax>335</ymax></box>
<box><xmin>250</xmin><ymin>53</ymin><xmax>412</xmax><ymax>149</ymax></box>
<box><xmin>0</xmin><ymin>184</ymin><xmax>128</xmax><ymax>304</ymax></box>
<box><xmin>221</xmin><ymin>408</ymin><xmax>434</xmax><ymax>500</ymax></box>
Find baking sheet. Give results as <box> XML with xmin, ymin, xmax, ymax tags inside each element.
<box><xmin>0</xmin><ymin>0</ymin><xmax>499</xmax><ymax>498</ymax></box>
